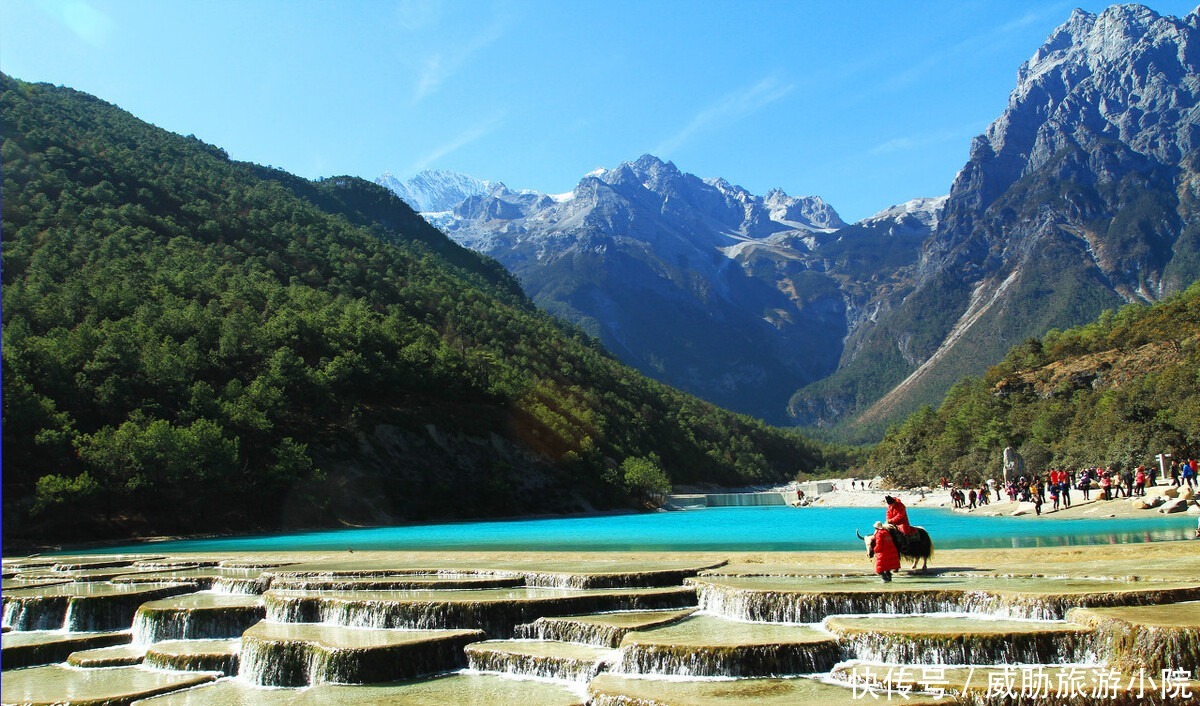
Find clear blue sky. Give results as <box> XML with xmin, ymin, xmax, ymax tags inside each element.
<box><xmin>2</xmin><ymin>1</ymin><xmax>1196</xmax><ymax>222</ymax></box>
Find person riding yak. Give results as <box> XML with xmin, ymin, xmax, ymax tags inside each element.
<box><xmin>868</xmin><ymin>520</ymin><xmax>900</xmax><ymax>582</ymax></box>
<box><xmin>884</xmin><ymin>495</ymin><xmax>916</xmax><ymax>536</ymax></box>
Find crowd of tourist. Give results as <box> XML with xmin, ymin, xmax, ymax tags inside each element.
<box><xmin>937</xmin><ymin>457</ymin><xmax>1197</xmax><ymax>516</ymax></box>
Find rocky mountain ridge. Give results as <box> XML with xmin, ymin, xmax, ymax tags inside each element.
<box><xmin>792</xmin><ymin>2</ymin><xmax>1200</xmax><ymax>436</ymax></box>
<box><xmin>380</xmin><ymin>4</ymin><xmax>1200</xmax><ymax>437</ymax></box>
<box><xmin>381</xmin><ymin>155</ymin><xmax>910</xmax><ymax>423</ymax></box>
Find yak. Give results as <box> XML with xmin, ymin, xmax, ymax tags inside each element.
<box><xmin>857</xmin><ymin>524</ymin><xmax>934</xmax><ymax>571</ymax></box>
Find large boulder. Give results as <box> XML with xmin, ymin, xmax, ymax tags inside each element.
<box><xmin>1132</xmin><ymin>496</ymin><xmax>1164</xmax><ymax>510</ymax></box>
<box><xmin>1158</xmin><ymin>499</ymin><xmax>1188</xmax><ymax>514</ymax></box>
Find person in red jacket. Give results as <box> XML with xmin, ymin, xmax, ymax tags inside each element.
<box><xmin>884</xmin><ymin>495</ymin><xmax>917</xmax><ymax>535</ymax></box>
<box><xmin>869</xmin><ymin>521</ymin><xmax>900</xmax><ymax>582</ymax></box>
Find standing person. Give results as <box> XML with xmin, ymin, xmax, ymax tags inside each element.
<box><xmin>868</xmin><ymin>521</ymin><xmax>901</xmax><ymax>583</ymax></box>
<box><xmin>1061</xmin><ymin>470</ymin><xmax>1072</xmax><ymax>508</ymax></box>
<box><xmin>1184</xmin><ymin>460</ymin><xmax>1197</xmax><ymax>490</ymax></box>
<box><xmin>1079</xmin><ymin>468</ymin><xmax>1092</xmax><ymax>501</ymax></box>
<box><xmin>968</xmin><ymin>488</ymin><xmax>977</xmax><ymax>509</ymax></box>
<box><xmin>1031</xmin><ymin>483</ymin><xmax>1043</xmax><ymax>516</ymax></box>
<box><xmin>1171</xmin><ymin>460</ymin><xmax>1181</xmax><ymax>487</ymax></box>
<box><xmin>1100</xmin><ymin>472</ymin><xmax>1112</xmax><ymax>500</ymax></box>
<box><xmin>1134</xmin><ymin>467</ymin><xmax>1147</xmax><ymax>497</ymax></box>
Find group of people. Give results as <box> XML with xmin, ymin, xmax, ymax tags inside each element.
<box><xmin>947</xmin><ymin>457</ymin><xmax>1199</xmax><ymax>515</ymax></box>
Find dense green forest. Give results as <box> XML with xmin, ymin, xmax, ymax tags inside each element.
<box><xmin>865</xmin><ymin>282</ymin><xmax>1200</xmax><ymax>486</ymax></box>
<box><xmin>0</xmin><ymin>75</ymin><xmax>830</xmax><ymax>541</ymax></box>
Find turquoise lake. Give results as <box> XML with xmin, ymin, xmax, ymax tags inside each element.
<box><xmin>63</xmin><ymin>506</ymin><xmax>1199</xmax><ymax>554</ymax></box>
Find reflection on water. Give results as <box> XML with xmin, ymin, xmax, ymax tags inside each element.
<box><xmin>953</xmin><ymin>526</ymin><xmax>1195</xmax><ymax>550</ymax></box>
<box><xmin>57</xmin><ymin>506</ymin><xmax>1200</xmax><ymax>555</ymax></box>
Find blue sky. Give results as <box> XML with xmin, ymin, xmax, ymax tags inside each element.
<box><xmin>2</xmin><ymin>0</ymin><xmax>1196</xmax><ymax>221</ymax></box>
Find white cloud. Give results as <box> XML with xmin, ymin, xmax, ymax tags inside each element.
<box><xmin>654</xmin><ymin>75</ymin><xmax>795</xmax><ymax>156</ymax></box>
<box><xmin>407</xmin><ymin>114</ymin><xmax>506</xmax><ymax>172</ymax></box>
<box><xmin>866</xmin><ymin>123</ymin><xmax>986</xmax><ymax>157</ymax></box>
<box><xmin>411</xmin><ymin>16</ymin><xmax>508</xmax><ymax>102</ymax></box>
<box><xmin>43</xmin><ymin>0</ymin><xmax>114</xmax><ymax>48</ymax></box>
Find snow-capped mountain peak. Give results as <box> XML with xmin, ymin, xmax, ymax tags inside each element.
<box><xmin>375</xmin><ymin>169</ymin><xmax>494</xmax><ymax>213</ymax></box>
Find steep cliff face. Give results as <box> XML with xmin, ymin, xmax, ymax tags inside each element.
<box><xmin>793</xmin><ymin>4</ymin><xmax>1200</xmax><ymax>436</ymax></box>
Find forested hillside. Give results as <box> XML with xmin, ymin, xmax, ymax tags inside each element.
<box><xmin>866</xmin><ymin>282</ymin><xmax>1200</xmax><ymax>486</ymax></box>
<box><xmin>0</xmin><ymin>75</ymin><xmax>826</xmax><ymax>541</ymax></box>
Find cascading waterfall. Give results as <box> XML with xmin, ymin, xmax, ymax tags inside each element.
<box><xmin>211</xmin><ymin>576</ymin><xmax>272</xmax><ymax>594</ymax></box>
<box><xmin>1070</xmin><ymin>608</ymin><xmax>1200</xmax><ymax>673</ymax></box>
<box><xmin>465</xmin><ymin>641</ymin><xmax>618</xmax><ymax>682</ymax></box>
<box><xmin>701</xmin><ymin>492</ymin><xmax>787</xmax><ymax>507</ymax></box>
<box><xmin>3</xmin><ymin>595</ymin><xmax>71</xmax><ymax>631</ymax></box>
<box><xmin>515</xmin><ymin>618</ymin><xmax>626</xmax><ymax>647</ymax></box>
<box><xmin>697</xmin><ymin>583</ymin><xmax>962</xmax><ymax>623</ymax></box>
<box><xmin>696</xmin><ymin>582</ymin><xmax>1200</xmax><ymax>623</ymax></box>
<box><xmin>131</xmin><ymin>595</ymin><xmax>265</xmax><ymax>644</ymax></box>
<box><xmin>614</xmin><ymin>641</ymin><xmax>843</xmax><ymax>678</ymax></box>
<box><xmin>238</xmin><ymin>623</ymin><xmax>483</xmax><ymax>687</ymax></box>
<box><xmin>3</xmin><ymin>583</ymin><xmax>197</xmax><ymax>632</ymax></box>
<box><xmin>837</xmin><ymin>627</ymin><xmax>1096</xmax><ymax>666</ymax></box>
<box><xmin>145</xmin><ymin>639</ymin><xmax>241</xmax><ymax>676</ymax></box>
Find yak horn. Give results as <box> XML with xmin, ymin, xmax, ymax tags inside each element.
<box><xmin>855</xmin><ymin>529</ymin><xmax>865</xmax><ymax>540</ymax></box>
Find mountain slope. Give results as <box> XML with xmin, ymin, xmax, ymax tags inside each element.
<box><xmin>0</xmin><ymin>75</ymin><xmax>827</xmax><ymax>541</ymax></box>
<box><xmin>792</xmin><ymin>3</ymin><xmax>1200</xmax><ymax>439</ymax></box>
<box><xmin>866</xmin><ymin>280</ymin><xmax>1200</xmax><ymax>485</ymax></box>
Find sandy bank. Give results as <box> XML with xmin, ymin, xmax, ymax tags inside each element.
<box><xmin>785</xmin><ymin>478</ymin><xmax>1200</xmax><ymax>521</ymax></box>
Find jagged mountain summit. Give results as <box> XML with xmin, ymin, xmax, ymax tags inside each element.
<box><xmin>380</xmin><ymin>155</ymin><xmax>859</xmax><ymax>423</ymax></box>
<box><xmin>793</xmin><ymin>3</ymin><xmax>1200</xmax><ymax>436</ymax></box>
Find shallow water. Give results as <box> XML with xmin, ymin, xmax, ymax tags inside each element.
<box><xmin>54</xmin><ymin>506</ymin><xmax>1198</xmax><ymax>555</ymax></box>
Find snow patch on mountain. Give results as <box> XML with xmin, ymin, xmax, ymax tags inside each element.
<box><xmin>859</xmin><ymin>196</ymin><xmax>948</xmax><ymax>230</ymax></box>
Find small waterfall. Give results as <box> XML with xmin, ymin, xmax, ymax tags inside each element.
<box><xmin>702</xmin><ymin>492</ymin><xmax>788</xmax><ymax>507</ymax></box>
<box><xmin>145</xmin><ymin>639</ymin><xmax>241</xmax><ymax>676</ymax></box>
<box><xmin>238</xmin><ymin>623</ymin><xmax>483</xmax><ymax>687</ymax></box>
<box><xmin>465</xmin><ymin>640</ymin><xmax>618</xmax><ymax>682</ymax></box>
<box><xmin>515</xmin><ymin>610</ymin><xmax>696</xmax><ymax>648</ymax></box>
<box><xmin>267</xmin><ymin>576</ymin><xmax>524</xmax><ymax>591</ymax></box>
<box><xmin>211</xmin><ymin>576</ymin><xmax>272</xmax><ymax>595</ymax></box>
<box><xmin>615</xmin><ymin>641</ymin><xmax>842</xmax><ymax>678</ymax></box>
<box><xmin>3</xmin><ymin>595</ymin><xmax>70</xmax><ymax>631</ymax></box>
<box><xmin>515</xmin><ymin>618</ymin><xmax>628</xmax><ymax>648</ymax></box>
<box><xmin>696</xmin><ymin>581</ymin><xmax>1200</xmax><ymax>624</ymax></box>
<box><xmin>1071</xmin><ymin>608</ymin><xmax>1200</xmax><ymax>673</ymax></box>
<box><xmin>837</xmin><ymin>627</ymin><xmax>1095</xmax><ymax>666</ymax></box>
<box><xmin>65</xmin><ymin>584</ymin><xmax>199</xmax><ymax>632</ymax></box>
<box><xmin>521</xmin><ymin>567</ymin><xmax>717</xmax><ymax>590</ymax></box>
<box><xmin>133</xmin><ymin>560</ymin><xmax>219</xmax><ymax>570</ymax></box>
<box><xmin>1</xmin><ymin>630</ymin><xmax>133</xmax><ymax>670</ymax></box>
<box><xmin>131</xmin><ymin>595</ymin><xmax>265</xmax><ymax>644</ymax></box>
<box><xmin>696</xmin><ymin>583</ymin><xmax>960</xmax><ymax>624</ymax></box>
<box><xmin>51</xmin><ymin>557</ymin><xmax>145</xmax><ymax>571</ymax></box>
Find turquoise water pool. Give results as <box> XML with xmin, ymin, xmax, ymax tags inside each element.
<box><xmin>61</xmin><ymin>505</ymin><xmax>1199</xmax><ymax>554</ymax></box>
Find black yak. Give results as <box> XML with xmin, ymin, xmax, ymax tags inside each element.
<box><xmin>858</xmin><ymin>524</ymin><xmax>934</xmax><ymax>571</ymax></box>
